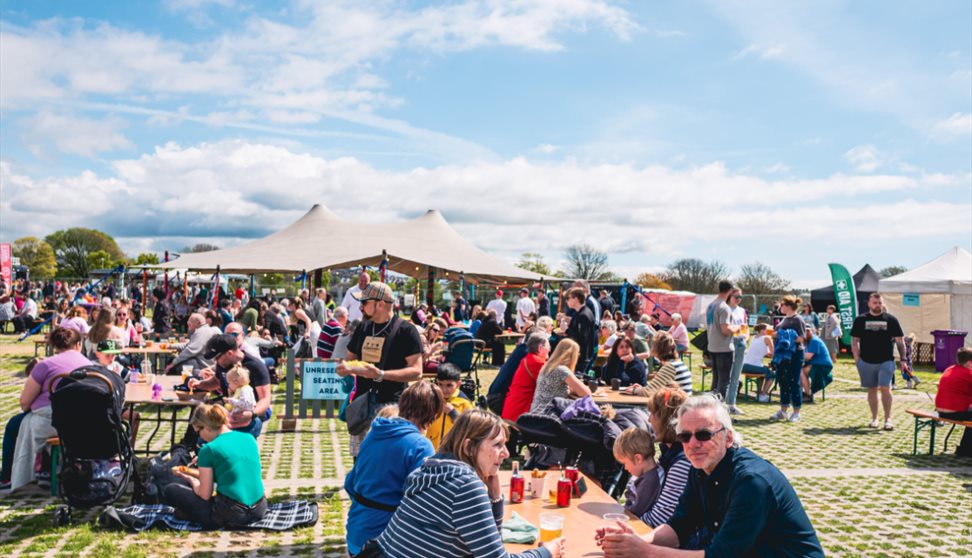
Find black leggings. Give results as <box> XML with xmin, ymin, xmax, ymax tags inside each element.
<box><xmin>162</xmin><ymin>479</ymin><xmax>267</xmax><ymax>529</ymax></box>
<box><xmin>938</xmin><ymin>410</ymin><xmax>972</xmax><ymax>457</ymax></box>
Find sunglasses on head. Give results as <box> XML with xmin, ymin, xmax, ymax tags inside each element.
<box><xmin>675</xmin><ymin>426</ymin><xmax>726</xmax><ymax>444</ymax></box>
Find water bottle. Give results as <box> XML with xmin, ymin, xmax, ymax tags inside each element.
<box><xmin>130</xmin><ymin>362</ymin><xmax>141</xmax><ymax>384</ymax></box>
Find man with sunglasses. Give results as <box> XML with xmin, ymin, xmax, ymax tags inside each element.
<box><xmin>597</xmin><ymin>394</ymin><xmax>823</xmax><ymax>557</ymax></box>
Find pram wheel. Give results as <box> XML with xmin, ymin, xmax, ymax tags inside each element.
<box><xmin>53</xmin><ymin>506</ymin><xmax>71</xmax><ymax>527</ymax></box>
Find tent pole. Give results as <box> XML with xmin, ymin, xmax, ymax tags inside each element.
<box><xmin>164</xmin><ymin>251</ymin><xmax>169</xmax><ymax>294</ymax></box>
<box><xmin>426</xmin><ymin>267</ymin><xmax>435</xmax><ymax>308</ymax></box>
<box><xmin>314</xmin><ymin>269</ymin><xmax>322</xmax><ymax>289</ymax></box>
<box><xmin>621</xmin><ymin>279</ymin><xmax>629</xmax><ymax>317</ymax></box>
<box><xmin>249</xmin><ymin>274</ymin><xmax>255</xmax><ymax>299</ymax></box>
<box><xmin>380</xmin><ymin>250</ymin><xmax>388</xmax><ymax>283</ymax></box>
<box><xmin>141</xmin><ymin>267</ymin><xmax>148</xmax><ymax>315</ymax></box>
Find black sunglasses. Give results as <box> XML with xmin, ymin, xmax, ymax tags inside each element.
<box><xmin>675</xmin><ymin>426</ymin><xmax>726</xmax><ymax>444</ymax></box>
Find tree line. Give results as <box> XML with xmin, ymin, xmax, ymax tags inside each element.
<box><xmin>517</xmin><ymin>245</ymin><xmax>907</xmax><ymax>295</ymax></box>
<box><xmin>9</xmin><ymin>229</ymin><xmax>907</xmax><ymax>294</ymax></box>
<box><xmin>9</xmin><ymin>227</ymin><xmax>221</xmax><ymax>280</ymax></box>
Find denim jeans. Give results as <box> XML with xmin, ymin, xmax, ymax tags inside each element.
<box><xmin>710</xmin><ymin>351</ymin><xmax>734</xmax><ymax>400</ymax></box>
<box><xmin>1</xmin><ymin>412</ymin><xmax>28</xmax><ymax>483</ymax></box>
<box><xmin>725</xmin><ymin>338</ymin><xmax>747</xmax><ymax>406</ymax></box>
<box><xmin>778</xmin><ymin>349</ymin><xmax>804</xmax><ymax>409</ymax></box>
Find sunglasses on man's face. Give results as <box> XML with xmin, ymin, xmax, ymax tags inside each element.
<box><xmin>675</xmin><ymin>426</ymin><xmax>726</xmax><ymax>444</ymax></box>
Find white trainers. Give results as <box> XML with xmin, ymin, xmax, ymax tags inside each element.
<box><xmin>868</xmin><ymin>419</ymin><xmax>879</xmax><ymax>428</ymax></box>
<box><xmin>757</xmin><ymin>394</ymin><xmax>770</xmax><ymax>403</ymax></box>
<box><xmin>905</xmin><ymin>380</ymin><xmax>913</xmax><ymax>389</ymax></box>
<box><xmin>788</xmin><ymin>412</ymin><xmax>801</xmax><ymax>422</ymax></box>
<box><xmin>729</xmin><ymin>406</ymin><xmax>744</xmax><ymax>416</ymax></box>
<box><xmin>770</xmin><ymin>410</ymin><xmax>787</xmax><ymax>421</ymax></box>
<box><xmin>883</xmin><ymin>420</ymin><xmax>894</xmax><ymax>431</ymax></box>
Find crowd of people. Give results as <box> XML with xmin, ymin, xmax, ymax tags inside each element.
<box><xmin>2</xmin><ymin>271</ymin><xmax>970</xmax><ymax>552</ymax></box>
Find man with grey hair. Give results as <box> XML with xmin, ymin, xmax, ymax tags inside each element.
<box><xmin>597</xmin><ymin>394</ymin><xmax>823</xmax><ymax>557</ymax></box>
<box><xmin>165</xmin><ymin>313</ymin><xmax>219</xmax><ymax>373</ymax></box>
<box><xmin>311</xmin><ymin>287</ymin><xmax>329</xmax><ymax>327</ymax></box>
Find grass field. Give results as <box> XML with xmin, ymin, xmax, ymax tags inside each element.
<box><xmin>0</xmin><ymin>332</ymin><xmax>969</xmax><ymax>557</ymax></box>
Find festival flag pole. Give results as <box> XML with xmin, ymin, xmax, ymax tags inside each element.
<box><xmin>211</xmin><ymin>265</ymin><xmax>221</xmax><ymax>309</ymax></box>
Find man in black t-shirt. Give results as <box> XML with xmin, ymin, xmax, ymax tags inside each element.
<box><xmin>851</xmin><ymin>293</ymin><xmax>907</xmax><ymax>430</ymax></box>
<box><xmin>564</xmin><ymin>287</ymin><xmax>597</xmax><ymax>373</ymax></box>
<box><xmin>337</xmin><ymin>282</ymin><xmax>423</xmax><ymax>456</ymax></box>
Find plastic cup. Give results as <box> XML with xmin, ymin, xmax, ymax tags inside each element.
<box><xmin>602</xmin><ymin>512</ymin><xmax>628</xmax><ymax>524</ymax></box>
<box><xmin>529</xmin><ymin>475</ymin><xmax>544</xmax><ymax>499</ymax></box>
<box><xmin>539</xmin><ymin>513</ymin><xmax>564</xmax><ymax>543</ymax></box>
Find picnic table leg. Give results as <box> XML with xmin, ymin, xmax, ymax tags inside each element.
<box><xmin>145</xmin><ymin>405</ymin><xmax>164</xmax><ymax>455</ymax></box>
<box><xmin>912</xmin><ymin>415</ymin><xmax>919</xmax><ymax>456</ymax></box>
<box><xmin>929</xmin><ymin>420</ymin><xmax>936</xmax><ymax>455</ymax></box>
<box><xmin>943</xmin><ymin>424</ymin><xmax>957</xmax><ymax>453</ymax></box>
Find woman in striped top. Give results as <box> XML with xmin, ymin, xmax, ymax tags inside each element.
<box><xmin>640</xmin><ymin>386</ymin><xmax>692</xmax><ymax>528</ymax></box>
<box><xmin>632</xmin><ymin>332</ymin><xmax>693</xmax><ymax>396</ymax></box>
<box><xmin>374</xmin><ymin>409</ymin><xmax>564</xmax><ymax>558</ymax></box>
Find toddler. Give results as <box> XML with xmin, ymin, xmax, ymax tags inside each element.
<box><xmin>224</xmin><ymin>364</ymin><xmax>256</xmax><ymax>419</ymax></box>
<box><xmin>614</xmin><ymin>427</ymin><xmax>664</xmax><ymax>520</ymax></box>
<box><xmin>903</xmin><ymin>334</ymin><xmax>920</xmax><ymax>388</ymax></box>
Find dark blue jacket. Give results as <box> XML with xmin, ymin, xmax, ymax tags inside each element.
<box><xmin>667</xmin><ymin>446</ymin><xmax>824</xmax><ymax>558</ymax></box>
<box><xmin>344</xmin><ymin>417</ymin><xmax>435</xmax><ymax>555</ymax></box>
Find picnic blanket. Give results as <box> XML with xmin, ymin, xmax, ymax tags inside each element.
<box><xmin>99</xmin><ymin>500</ymin><xmax>318</xmax><ymax>532</ymax></box>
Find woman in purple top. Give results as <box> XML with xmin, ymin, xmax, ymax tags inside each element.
<box><xmin>10</xmin><ymin>327</ymin><xmax>91</xmax><ymax>491</ymax></box>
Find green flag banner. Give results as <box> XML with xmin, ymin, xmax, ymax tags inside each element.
<box><xmin>828</xmin><ymin>263</ymin><xmax>857</xmax><ymax>346</ymax></box>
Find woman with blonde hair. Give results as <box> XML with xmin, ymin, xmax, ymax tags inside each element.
<box><xmin>529</xmin><ymin>338</ymin><xmax>592</xmax><ymax>412</ymax></box>
<box><xmin>165</xmin><ymin>403</ymin><xmax>266</xmax><ymax>528</ymax></box>
<box><xmin>373</xmin><ymin>409</ymin><xmax>564</xmax><ymax>558</ymax></box>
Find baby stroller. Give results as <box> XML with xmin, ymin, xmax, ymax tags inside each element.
<box><xmin>49</xmin><ymin>364</ymin><xmax>135</xmax><ymax>526</ymax></box>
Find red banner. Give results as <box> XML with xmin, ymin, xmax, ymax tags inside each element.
<box><xmin>0</xmin><ymin>243</ymin><xmax>11</xmax><ymax>287</ymax></box>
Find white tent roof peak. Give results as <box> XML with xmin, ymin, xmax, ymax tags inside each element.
<box><xmin>879</xmin><ymin>246</ymin><xmax>972</xmax><ymax>295</ymax></box>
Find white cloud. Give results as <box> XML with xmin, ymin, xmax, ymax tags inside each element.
<box><xmin>534</xmin><ymin>144</ymin><xmax>560</xmax><ymax>154</ymax></box>
<box><xmin>932</xmin><ymin>112</ymin><xmax>972</xmax><ymax>138</ymax></box>
<box><xmin>764</xmin><ymin>162</ymin><xmax>790</xmax><ymax>174</ymax></box>
<box><xmin>843</xmin><ymin>144</ymin><xmax>882</xmax><ymax>172</ymax></box>
<box><xmin>20</xmin><ymin>111</ymin><xmax>134</xmax><ymax>157</ymax></box>
<box><xmin>2</xmin><ymin>141</ymin><xmax>967</xmax><ymax>262</ymax></box>
<box><xmin>732</xmin><ymin>43</ymin><xmax>785</xmax><ymax>61</ymax></box>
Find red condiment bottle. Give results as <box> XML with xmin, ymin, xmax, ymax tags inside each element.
<box><xmin>510</xmin><ymin>461</ymin><xmax>524</xmax><ymax>503</ymax></box>
<box><xmin>556</xmin><ymin>473</ymin><xmax>572</xmax><ymax>507</ymax></box>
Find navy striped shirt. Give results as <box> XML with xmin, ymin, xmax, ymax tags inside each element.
<box><xmin>377</xmin><ymin>456</ymin><xmax>550</xmax><ymax>558</ymax></box>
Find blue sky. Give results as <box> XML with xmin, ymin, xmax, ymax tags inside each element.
<box><xmin>1</xmin><ymin>0</ymin><xmax>969</xmax><ymax>287</ymax></box>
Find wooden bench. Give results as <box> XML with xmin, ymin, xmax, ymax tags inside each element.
<box><xmin>905</xmin><ymin>409</ymin><xmax>972</xmax><ymax>455</ymax></box>
<box><xmin>34</xmin><ymin>339</ymin><xmax>51</xmax><ymax>357</ymax></box>
<box><xmin>699</xmin><ymin>364</ymin><xmax>711</xmax><ymax>392</ymax></box>
<box><xmin>46</xmin><ymin>437</ymin><xmax>60</xmax><ymax>496</ymax></box>
<box><xmin>742</xmin><ymin>373</ymin><xmax>775</xmax><ymax>402</ymax></box>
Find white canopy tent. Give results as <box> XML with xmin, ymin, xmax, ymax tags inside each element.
<box><xmin>155</xmin><ymin>204</ymin><xmax>543</xmax><ymax>286</ymax></box>
<box><xmin>878</xmin><ymin>246</ymin><xmax>972</xmax><ymax>344</ymax></box>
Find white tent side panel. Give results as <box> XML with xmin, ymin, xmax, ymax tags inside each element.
<box><xmin>882</xmin><ymin>293</ymin><xmax>951</xmax><ymax>344</ymax></box>
<box><xmin>950</xmin><ymin>294</ymin><xmax>972</xmax><ymax>338</ymax></box>
<box><xmin>687</xmin><ymin>295</ymin><xmax>717</xmax><ymax>329</ymax></box>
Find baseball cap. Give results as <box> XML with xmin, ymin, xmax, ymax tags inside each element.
<box><xmin>351</xmin><ymin>282</ymin><xmax>395</xmax><ymax>303</ymax></box>
<box><xmin>96</xmin><ymin>339</ymin><xmax>123</xmax><ymax>354</ymax></box>
<box><xmin>495</xmin><ymin>289</ymin><xmax>504</xmax><ymax>296</ymax></box>
<box><xmin>204</xmin><ymin>333</ymin><xmax>239</xmax><ymax>359</ymax></box>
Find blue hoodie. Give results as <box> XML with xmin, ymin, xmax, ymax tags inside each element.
<box><xmin>344</xmin><ymin>417</ymin><xmax>435</xmax><ymax>555</ymax></box>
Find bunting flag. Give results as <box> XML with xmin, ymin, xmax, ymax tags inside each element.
<box><xmin>828</xmin><ymin>263</ymin><xmax>857</xmax><ymax>346</ymax></box>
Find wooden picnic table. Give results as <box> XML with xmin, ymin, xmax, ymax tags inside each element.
<box><xmin>591</xmin><ymin>387</ymin><xmax>650</xmax><ymax>407</ymax></box>
<box><xmin>125</xmin><ymin>375</ymin><xmax>201</xmax><ymax>455</ymax></box>
<box><xmin>496</xmin><ymin>332</ymin><xmax>525</xmax><ymax>343</ymax></box>
<box><xmin>122</xmin><ymin>344</ymin><xmax>179</xmax><ymax>371</ymax></box>
<box><xmin>500</xmin><ymin>470</ymin><xmax>650</xmax><ymax>555</ymax></box>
